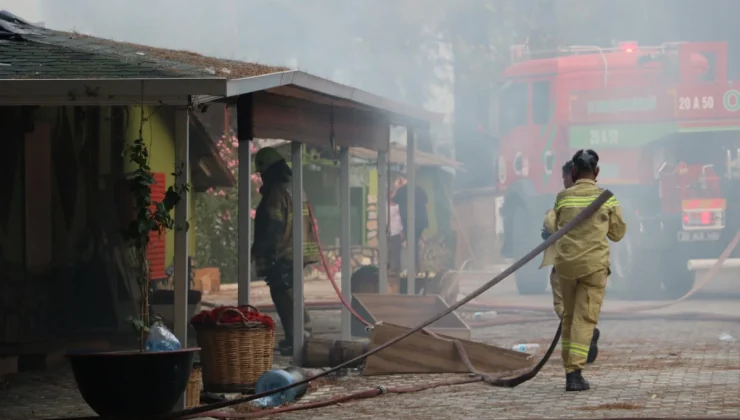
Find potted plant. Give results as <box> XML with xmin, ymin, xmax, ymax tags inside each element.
<box><xmin>66</xmin><ymin>107</ymin><xmax>198</xmax><ymax>418</ymax></box>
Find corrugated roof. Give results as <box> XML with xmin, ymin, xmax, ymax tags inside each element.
<box><xmin>0</xmin><ymin>10</ymin><xmax>286</xmax><ymax>80</ymax></box>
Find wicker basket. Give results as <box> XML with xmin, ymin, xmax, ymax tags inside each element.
<box><xmin>194</xmin><ymin>306</ymin><xmax>275</xmax><ymax>392</ymax></box>
<box><xmin>185</xmin><ymin>364</ymin><xmax>202</xmax><ymax>408</ymax></box>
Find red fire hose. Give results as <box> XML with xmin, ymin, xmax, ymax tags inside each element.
<box><xmin>306</xmin><ymin>202</ymin><xmax>372</xmax><ymax>327</ymax></box>
<box><xmin>189</xmin><ymin>377</ymin><xmax>481</xmax><ymax>419</ymax></box>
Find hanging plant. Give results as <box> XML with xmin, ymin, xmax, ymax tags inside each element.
<box><xmin>122</xmin><ymin>106</ymin><xmax>190</xmax><ymax>351</ymax></box>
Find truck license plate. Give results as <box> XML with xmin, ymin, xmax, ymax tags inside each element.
<box><xmin>677</xmin><ymin>230</ymin><xmax>721</xmax><ymax>242</ymax></box>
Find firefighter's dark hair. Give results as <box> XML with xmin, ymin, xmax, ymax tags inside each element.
<box><xmin>561</xmin><ymin>160</ymin><xmax>574</xmax><ymax>174</ymax></box>
<box><xmin>572</xmin><ymin>149</ymin><xmax>599</xmax><ymax>175</ymax></box>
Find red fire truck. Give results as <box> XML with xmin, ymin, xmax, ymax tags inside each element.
<box><xmin>498</xmin><ymin>40</ymin><xmax>740</xmax><ymax>299</ymax></box>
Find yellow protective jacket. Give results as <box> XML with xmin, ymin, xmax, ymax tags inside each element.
<box><xmin>553</xmin><ymin>179</ymin><xmax>627</xmax><ymax>280</ymax></box>
<box><xmin>252</xmin><ymin>181</ymin><xmax>320</xmax><ymax>277</ymax></box>
<box><xmin>539</xmin><ymin>210</ymin><xmax>557</xmax><ymax>269</ymax></box>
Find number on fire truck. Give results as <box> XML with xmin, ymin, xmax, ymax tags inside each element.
<box><xmin>589</xmin><ymin>129</ymin><xmax>619</xmax><ymax>146</ymax></box>
<box><xmin>678</xmin><ymin>96</ymin><xmax>714</xmax><ymax>111</ymax></box>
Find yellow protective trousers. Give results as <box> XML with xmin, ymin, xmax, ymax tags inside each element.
<box><xmin>560</xmin><ymin>268</ymin><xmax>607</xmax><ymax>373</ymax></box>
<box><xmin>550</xmin><ymin>268</ymin><xmax>564</xmax><ymax>320</ymax></box>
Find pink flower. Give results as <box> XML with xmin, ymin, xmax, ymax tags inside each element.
<box><xmin>217</xmin><ymin>190</ymin><xmax>226</xmax><ymax>197</ymax></box>
<box><xmin>250</xmin><ymin>173</ymin><xmax>262</xmax><ymax>186</ymax></box>
<box><xmin>250</xmin><ymin>209</ymin><xmax>256</xmax><ymax>219</ymax></box>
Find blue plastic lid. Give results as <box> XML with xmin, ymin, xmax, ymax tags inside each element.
<box><xmin>255</xmin><ymin>369</ymin><xmax>297</xmax><ymax>406</ymax></box>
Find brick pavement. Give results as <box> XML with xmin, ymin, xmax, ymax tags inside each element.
<box><xmin>1</xmin><ymin>314</ymin><xmax>739</xmax><ymax>419</ymax></box>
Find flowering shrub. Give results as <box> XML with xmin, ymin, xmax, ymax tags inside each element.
<box><xmin>194</xmin><ymin>130</ymin><xmax>263</xmax><ymax>283</ymax></box>
<box><xmin>317</xmin><ymin>254</ymin><xmax>341</xmax><ymax>277</ymax></box>
<box><xmin>194</xmin><ymin>130</ymin><xmax>339</xmax><ymax>282</ymax></box>
<box><xmin>190</xmin><ymin>305</ymin><xmax>275</xmax><ymax>330</ymax></box>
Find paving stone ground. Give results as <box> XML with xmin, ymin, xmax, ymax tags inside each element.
<box><xmin>1</xmin><ymin>312</ymin><xmax>739</xmax><ymax>419</ymax></box>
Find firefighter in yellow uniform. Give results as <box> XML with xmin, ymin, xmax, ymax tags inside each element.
<box><xmin>541</xmin><ymin>160</ymin><xmax>600</xmax><ymax>364</ymax></box>
<box><xmin>252</xmin><ymin>147</ymin><xmax>320</xmax><ymax>356</ymax></box>
<box><xmin>553</xmin><ymin>149</ymin><xmax>626</xmax><ymax>391</ymax></box>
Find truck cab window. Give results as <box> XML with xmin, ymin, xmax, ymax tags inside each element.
<box><xmin>532</xmin><ymin>81</ymin><xmax>551</xmax><ymax>124</ymax></box>
<box><xmin>699</xmin><ymin>51</ymin><xmax>717</xmax><ymax>82</ymax></box>
<box><xmin>499</xmin><ymin>81</ymin><xmax>528</xmax><ymax>136</ymax></box>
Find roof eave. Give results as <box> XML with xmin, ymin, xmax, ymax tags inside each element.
<box><xmin>219</xmin><ymin>70</ymin><xmax>441</xmax><ymax>127</ymax></box>
<box><xmin>0</xmin><ymin>77</ymin><xmax>227</xmax><ymax>106</ymax></box>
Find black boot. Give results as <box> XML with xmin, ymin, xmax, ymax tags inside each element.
<box><xmin>277</xmin><ymin>338</ymin><xmax>291</xmax><ymax>353</ymax></box>
<box><xmin>269</xmin><ymin>286</ymin><xmax>295</xmax><ymax>355</ymax></box>
<box><xmin>587</xmin><ymin>327</ymin><xmax>600</xmax><ymax>364</ymax></box>
<box><xmin>565</xmin><ymin>370</ymin><xmax>590</xmax><ymax>392</ymax></box>
<box><xmin>277</xmin><ymin>330</ymin><xmax>311</xmax><ymax>356</ymax></box>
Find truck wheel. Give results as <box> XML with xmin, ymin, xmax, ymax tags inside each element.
<box><xmin>509</xmin><ymin>203</ymin><xmax>548</xmax><ymax>295</ymax></box>
<box><xmin>662</xmin><ymin>272</ymin><xmax>695</xmax><ymax>299</ymax></box>
<box><xmin>514</xmin><ymin>260</ymin><xmax>549</xmax><ymax>295</ymax></box>
<box><xmin>609</xmin><ymin>233</ymin><xmax>640</xmax><ymax>299</ymax></box>
<box><xmin>660</xmin><ymin>255</ymin><xmax>695</xmax><ymax>300</ymax></box>
<box><xmin>609</xmin><ymin>228</ymin><xmax>662</xmax><ymax>300</ymax></box>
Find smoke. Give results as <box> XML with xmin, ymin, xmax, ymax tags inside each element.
<box><xmin>0</xmin><ymin>0</ymin><xmax>455</xmax><ymax>117</ymax></box>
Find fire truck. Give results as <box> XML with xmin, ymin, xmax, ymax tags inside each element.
<box><xmin>497</xmin><ymin>40</ymin><xmax>740</xmax><ymax>299</ymax></box>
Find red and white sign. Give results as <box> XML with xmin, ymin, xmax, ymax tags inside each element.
<box><xmin>570</xmin><ymin>82</ymin><xmax>740</xmax><ymax>125</ymax></box>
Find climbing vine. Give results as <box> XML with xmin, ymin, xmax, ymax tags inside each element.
<box><xmin>122</xmin><ymin>106</ymin><xmax>189</xmax><ymax>351</ymax></box>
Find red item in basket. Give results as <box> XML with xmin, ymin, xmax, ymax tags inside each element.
<box><xmin>190</xmin><ymin>305</ymin><xmax>275</xmax><ymax>330</ymax></box>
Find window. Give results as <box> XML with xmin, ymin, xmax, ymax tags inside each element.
<box><xmin>498</xmin><ymin>82</ymin><xmax>528</xmax><ymax>136</ymax></box>
<box><xmin>699</xmin><ymin>51</ymin><xmax>717</xmax><ymax>82</ymax></box>
<box><xmin>532</xmin><ymin>81</ymin><xmax>551</xmax><ymax>124</ymax></box>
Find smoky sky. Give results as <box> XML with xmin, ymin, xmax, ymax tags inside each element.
<box><xmin>0</xmin><ymin>0</ymin><xmax>457</xmax><ymax>115</ymax></box>
<box><xmin>5</xmin><ymin>0</ymin><xmax>740</xmax><ymax>145</ymax></box>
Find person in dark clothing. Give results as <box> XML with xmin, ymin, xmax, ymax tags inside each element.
<box><xmin>392</xmin><ymin>169</ymin><xmax>429</xmax><ymax>270</ymax></box>
<box><xmin>252</xmin><ymin>147</ymin><xmax>319</xmax><ymax>356</ymax></box>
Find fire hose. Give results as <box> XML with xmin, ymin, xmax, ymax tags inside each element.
<box><xmin>467</xmin><ymin>228</ymin><xmax>740</xmax><ymax>327</ymax></box>
<box><xmin>193</xmin><ymin>377</ymin><xmax>484</xmax><ymax>419</ymax></box>
<box><xmin>190</xmin><ymin>197</ymin><xmax>740</xmax><ymax>420</ymax></box>
<box><xmin>305</xmin><ymin>197</ymin><xmax>740</xmax><ymax>326</ymax></box>
<box><xmin>166</xmin><ymin>197</ymin><xmax>740</xmax><ymax>419</ymax></box>
<box><xmin>209</xmin><ymin>214</ymin><xmax>740</xmax><ymax>329</ymax></box>
<box><xmin>158</xmin><ymin>189</ymin><xmax>614</xmax><ymax>420</ymax></box>
<box><xmin>189</xmin><ymin>322</ymin><xmax>563</xmax><ymax>420</ymax></box>
<box><xmin>305</xmin><ymin>203</ymin><xmax>373</xmax><ymax>327</ymax></box>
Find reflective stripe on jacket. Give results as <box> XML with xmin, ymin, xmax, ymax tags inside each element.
<box><xmin>553</xmin><ymin>179</ymin><xmax>627</xmax><ymax>280</ymax></box>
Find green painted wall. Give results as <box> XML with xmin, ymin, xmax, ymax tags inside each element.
<box><xmin>369</xmin><ymin>168</ymin><xmax>378</xmax><ymax>197</ymax></box>
<box><xmin>124</xmin><ymin>106</ymin><xmax>195</xmax><ymax>264</ymax></box>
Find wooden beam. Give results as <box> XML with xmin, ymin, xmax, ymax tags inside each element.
<box><xmin>252</xmin><ymin>92</ymin><xmax>389</xmax><ymax>151</ymax></box>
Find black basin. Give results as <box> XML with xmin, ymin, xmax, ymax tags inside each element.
<box><xmin>67</xmin><ymin>347</ymin><xmax>199</xmax><ymax>418</ymax></box>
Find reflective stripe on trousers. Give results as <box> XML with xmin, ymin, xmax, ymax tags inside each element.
<box><xmin>560</xmin><ymin>268</ymin><xmax>607</xmax><ymax>373</ymax></box>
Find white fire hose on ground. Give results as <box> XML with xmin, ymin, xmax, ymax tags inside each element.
<box><xmin>469</xmin><ymin>230</ymin><xmax>740</xmax><ymax>321</ymax></box>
